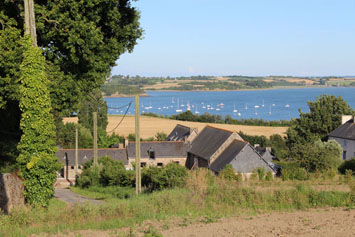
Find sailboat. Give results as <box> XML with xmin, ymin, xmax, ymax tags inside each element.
<box><xmin>176</xmin><ymin>98</ymin><xmax>182</xmax><ymax>113</ymax></box>
<box><xmin>195</xmin><ymin>105</ymin><xmax>199</xmax><ymax>114</ymax></box>
<box><xmin>268</xmin><ymin>105</ymin><xmax>272</xmax><ymax>115</ymax></box>
<box><xmin>233</xmin><ymin>104</ymin><xmax>238</xmax><ymax>113</ymax></box>
<box><xmin>262</xmin><ymin>100</ymin><xmax>265</xmax><ymax>107</ymax></box>
<box><xmin>245</xmin><ymin>103</ymin><xmax>248</xmax><ymax>110</ymax></box>
<box><xmin>172</xmin><ymin>97</ymin><xmax>175</xmax><ymax>103</ymax></box>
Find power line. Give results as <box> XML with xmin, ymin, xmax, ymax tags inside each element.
<box><xmin>107</xmin><ymin>102</ymin><xmax>132</xmax><ymax>110</ymax></box>
<box><xmin>107</xmin><ymin>101</ymin><xmax>132</xmax><ymax>134</ymax></box>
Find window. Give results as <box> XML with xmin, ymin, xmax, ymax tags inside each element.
<box><xmin>71</xmin><ymin>166</ymin><xmax>74</xmax><ymax>170</ymax></box>
<box><xmin>147</xmin><ymin>147</ymin><xmax>155</xmax><ymax>159</ymax></box>
<box><xmin>140</xmin><ymin>162</ymin><xmax>146</xmax><ymax>167</ymax></box>
<box><xmin>343</xmin><ymin>139</ymin><xmax>347</xmax><ymax>147</ymax></box>
<box><xmin>157</xmin><ymin>163</ymin><xmax>163</xmax><ymax>167</ymax></box>
<box><xmin>343</xmin><ymin>151</ymin><xmax>347</xmax><ymax>160</ymax></box>
<box><xmin>175</xmin><ymin>161</ymin><xmax>179</xmax><ymax>164</ymax></box>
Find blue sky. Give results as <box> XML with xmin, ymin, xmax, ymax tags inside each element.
<box><xmin>111</xmin><ymin>0</ymin><xmax>355</xmax><ymax>77</ymax></box>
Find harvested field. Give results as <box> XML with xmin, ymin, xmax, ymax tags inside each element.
<box><xmin>63</xmin><ymin>116</ymin><xmax>288</xmax><ymax>138</ymax></box>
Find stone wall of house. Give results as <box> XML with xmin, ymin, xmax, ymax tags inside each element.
<box><xmin>329</xmin><ymin>137</ymin><xmax>355</xmax><ymax>160</ymax></box>
<box><xmin>230</xmin><ymin>145</ymin><xmax>274</xmax><ymax>173</ymax></box>
<box><xmin>0</xmin><ymin>173</ymin><xmax>24</xmax><ymax>214</ymax></box>
<box><xmin>127</xmin><ymin>157</ymin><xmax>187</xmax><ymax>169</ymax></box>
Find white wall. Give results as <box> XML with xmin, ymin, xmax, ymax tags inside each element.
<box><xmin>329</xmin><ymin>137</ymin><xmax>355</xmax><ymax>160</ymax></box>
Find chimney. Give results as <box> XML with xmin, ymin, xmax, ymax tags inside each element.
<box><xmin>254</xmin><ymin>144</ymin><xmax>260</xmax><ymax>148</ymax></box>
<box><xmin>341</xmin><ymin>115</ymin><xmax>353</xmax><ymax>125</ymax></box>
<box><xmin>123</xmin><ymin>138</ymin><xmax>129</xmax><ymax>148</ymax></box>
<box><xmin>266</xmin><ymin>147</ymin><xmax>272</xmax><ymax>152</ymax></box>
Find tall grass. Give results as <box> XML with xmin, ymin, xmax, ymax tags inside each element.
<box><xmin>0</xmin><ymin>169</ymin><xmax>351</xmax><ymax>236</ymax></box>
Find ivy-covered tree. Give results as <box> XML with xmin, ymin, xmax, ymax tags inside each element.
<box><xmin>0</xmin><ymin>0</ymin><xmax>142</xmax><ymax>164</ymax></box>
<box><xmin>286</xmin><ymin>95</ymin><xmax>354</xmax><ymax>149</ymax></box>
<box><xmin>17</xmin><ymin>36</ymin><xmax>61</xmax><ymax>206</ymax></box>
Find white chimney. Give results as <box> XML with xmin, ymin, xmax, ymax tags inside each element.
<box><xmin>341</xmin><ymin>115</ymin><xmax>353</xmax><ymax>125</ymax></box>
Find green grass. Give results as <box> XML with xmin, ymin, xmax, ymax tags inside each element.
<box><xmin>0</xmin><ymin>172</ymin><xmax>353</xmax><ymax>236</ymax></box>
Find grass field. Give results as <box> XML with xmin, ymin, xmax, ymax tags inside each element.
<box><xmin>63</xmin><ymin>115</ymin><xmax>288</xmax><ymax>139</ymax></box>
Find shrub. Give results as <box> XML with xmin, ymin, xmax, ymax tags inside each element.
<box><xmin>219</xmin><ymin>164</ymin><xmax>237</xmax><ymax>181</ymax></box>
<box><xmin>265</xmin><ymin>171</ymin><xmax>273</xmax><ymax>181</ymax></box>
<box><xmin>236</xmin><ymin>172</ymin><xmax>243</xmax><ymax>183</ymax></box>
<box><xmin>280</xmin><ymin>162</ymin><xmax>308</xmax><ymax>181</ymax></box>
<box><xmin>339</xmin><ymin>158</ymin><xmax>355</xmax><ymax>174</ymax></box>
<box><xmin>142</xmin><ymin>162</ymin><xmax>188</xmax><ymax>192</ymax></box>
<box><xmin>349</xmin><ymin>181</ymin><xmax>355</xmax><ymax>206</ymax></box>
<box><xmin>256</xmin><ymin>168</ymin><xmax>265</xmax><ymax>181</ymax></box>
<box><xmin>345</xmin><ymin>169</ymin><xmax>354</xmax><ymax>184</ymax></box>
<box><xmin>99</xmin><ymin>156</ymin><xmax>134</xmax><ymax>186</ymax></box>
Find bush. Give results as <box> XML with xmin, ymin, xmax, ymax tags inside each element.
<box><xmin>219</xmin><ymin>164</ymin><xmax>237</xmax><ymax>181</ymax></box>
<box><xmin>280</xmin><ymin>162</ymin><xmax>309</xmax><ymax>181</ymax></box>
<box><xmin>265</xmin><ymin>171</ymin><xmax>273</xmax><ymax>181</ymax></box>
<box><xmin>256</xmin><ymin>168</ymin><xmax>265</xmax><ymax>181</ymax></box>
<box><xmin>339</xmin><ymin>158</ymin><xmax>355</xmax><ymax>174</ymax></box>
<box><xmin>142</xmin><ymin>162</ymin><xmax>187</xmax><ymax>192</ymax></box>
<box><xmin>99</xmin><ymin>156</ymin><xmax>134</xmax><ymax>186</ymax></box>
<box><xmin>349</xmin><ymin>181</ymin><xmax>355</xmax><ymax>206</ymax></box>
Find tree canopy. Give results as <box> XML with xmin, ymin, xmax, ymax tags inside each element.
<box><xmin>0</xmin><ymin>0</ymin><xmax>142</xmax><ymax>161</ymax></box>
<box><xmin>286</xmin><ymin>95</ymin><xmax>354</xmax><ymax>149</ymax></box>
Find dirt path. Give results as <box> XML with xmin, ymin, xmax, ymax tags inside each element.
<box><xmin>54</xmin><ymin>188</ymin><xmax>103</xmax><ymax>205</ymax></box>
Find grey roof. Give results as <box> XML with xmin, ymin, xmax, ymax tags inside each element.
<box><xmin>255</xmin><ymin>147</ymin><xmax>276</xmax><ymax>162</ymax></box>
<box><xmin>209</xmin><ymin>140</ymin><xmax>247</xmax><ymax>173</ymax></box>
<box><xmin>166</xmin><ymin>124</ymin><xmax>191</xmax><ymax>141</ymax></box>
<box><xmin>127</xmin><ymin>141</ymin><xmax>188</xmax><ymax>158</ymax></box>
<box><xmin>56</xmin><ymin>148</ymin><xmax>128</xmax><ymax>166</ymax></box>
<box><xmin>188</xmin><ymin>126</ymin><xmax>233</xmax><ymax>160</ymax></box>
<box><xmin>328</xmin><ymin>120</ymin><xmax>355</xmax><ymax>140</ymax></box>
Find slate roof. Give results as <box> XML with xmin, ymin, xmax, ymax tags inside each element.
<box><xmin>127</xmin><ymin>141</ymin><xmax>188</xmax><ymax>158</ymax></box>
<box><xmin>188</xmin><ymin>126</ymin><xmax>233</xmax><ymax>160</ymax></box>
<box><xmin>329</xmin><ymin>119</ymin><xmax>355</xmax><ymax>140</ymax></box>
<box><xmin>255</xmin><ymin>147</ymin><xmax>276</xmax><ymax>162</ymax></box>
<box><xmin>209</xmin><ymin>140</ymin><xmax>247</xmax><ymax>173</ymax></box>
<box><xmin>166</xmin><ymin>124</ymin><xmax>191</xmax><ymax>141</ymax></box>
<box><xmin>56</xmin><ymin>148</ymin><xmax>128</xmax><ymax>166</ymax></box>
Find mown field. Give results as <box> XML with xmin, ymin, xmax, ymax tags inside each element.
<box><xmin>63</xmin><ymin>115</ymin><xmax>288</xmax><ymax>139</ymax></box>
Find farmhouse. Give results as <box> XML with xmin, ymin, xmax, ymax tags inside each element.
<box><xmin>126</xmin><ymin>141</ymin><xmax>189</xmax><ymax>168</ymax></box>
<box><xmin>166</xmin><ymin>124</ymin><xmax>198</xmax><ymax>143</ymax></box>
<box><xmin>328</xmin><ymin>115</ymin><xmax>355</xmax><ymax>160</ymax></box>
<box><xmin>56</xmin><ymin>148</ymin><xmax>128</xmax><ymax>181</ymax></box>
<box><xmin>185</xmin><ymin>126</ymin><xmax>274</xmax><ymax>176</ymax></box>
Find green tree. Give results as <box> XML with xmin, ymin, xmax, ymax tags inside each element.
<box><xmin>0</xmin><ymin>0</ymin><xmax>142</xmax><ymax>163</ymax></box>
<box><xmin>155</xmin><ymin>132</ymin><xmax>167</xmax><ymax>141</ymax></box>
<box><xmin>286</xmin><ymin>95</ymin><xmax>354</xmax><ymax>149</ymax></box>
<box><xmin>17</xmin><ymin>36</ymin><xmax>60</xmax><ymax>207</ymax></box>
<box><xmin>289</xmin><ymin>140</ymin><xmax>342</xmax><ymax>172</ymax></box>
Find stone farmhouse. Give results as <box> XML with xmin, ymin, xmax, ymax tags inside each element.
<box><xmin>56</xmin><ymin>124</ymin><xmax>277</xmax><ymax>183</ymax></box>
<box><xmin>185</xmin><ymin>126</ymin><xmax>275</xmax><ymax>177</ymax></box>
<box><xmin>126</xmin><ymin>141</ymin><xmax>189</xmax><ymax>169</ymax></box>
<box><xmin>328</xmin><ymin>115</ymin><xmax>355</xmax><ymax>160</ymax></box>
<box><xmin>166</xmin><ymin>124</ymin><xmax>198</xmax><ymax>143</ymax></box>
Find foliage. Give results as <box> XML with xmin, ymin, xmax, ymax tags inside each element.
<box><xmin>280</xmin><ymin>162</ymin><xmax>309</xmax><ymax>181</ymax></box>
<box><xmin>142</xmin><ymin>162</ymin><xmax>188</xmax><ymax>192</ymax></box>
<box><xmin>269</xmin><ymin>134</ymin><xmax>288</xmax><ymax>160</ymax></box>
<box><xmin>155</xmin><ymin>132</ymin><xmax>167</xmax><ymax>141</ymax></box>
<box><xmin>256</xmin><ymin>168</ymin><xmax>265</xmax><ymax>181</ymax></box>
<box><xmin>339</xmin><ymin>158</ymin><xmax>355</xmax><ymax>174</ymax></box>
<box><xmin>77</xmin><ymin>89</ymin><xmax>108</xmax><ymax>131</ymax></box>
<box><xmin>0</xmin><ymin>0</ymin><xmax>142</xmax><ymax>162</ymax></box>
<box><xmin>76</xmin><ymin>156</ymin><xmax>134</xmax><ymax>188</ymax></box>
<box><xmin>265</xmin><ymin>171</ymin><xmax>273</xmax><ymax>181</ymax></box>
<box><xmin>239</xmin><ymin>131</ymin><xmax>268</xmax><ymax>147</ymax></box>
<box><xmin>286</xmin><ymin>95</ymin><xmax>354</xmax><ymax>149</ymax></box>
<box><xmin>219</xmin><ymin>164</ymin><xmax>237</xmax><ymax>181</ymax></box>
<box><xmin>16</xmin><ymin>37</ymin><xmax>61</xmax><ymax>207</ymax></box>
<box><xmin>289</xmin><ymin>140</ymin><xmax>342</xmax><ymax>172</ymax></box>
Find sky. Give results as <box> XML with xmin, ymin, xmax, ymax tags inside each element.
<box><xmin>111</xmin><ymin>0</ymin><xmax>355</xmax><ymax>77</ymax></box>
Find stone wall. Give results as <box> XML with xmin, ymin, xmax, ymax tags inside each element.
<box><xmin>0</xmin><ymin>173</ymin><xmax>24</xmax><ymax>214</ymax></box>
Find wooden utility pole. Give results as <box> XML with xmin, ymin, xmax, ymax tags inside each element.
<box><xmin>24</xmin><ymin>0</ymin><xmax>37</xmax><ymax>46</ymax></box>
<box><xmin>135</xmin><ymin>95</ymin><xmax>141</xmax><ymax>194</ymax></box>
<box><xmin>75</xmin><ymin>127</ymin><xmax>79</xmax><ymax>176</ymax></box>
<box><xmin>93</xmin><ymin>112</ymin><xmax>98</xmax><ymax>166</ymax></box>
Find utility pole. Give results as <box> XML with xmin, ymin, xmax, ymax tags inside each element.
<box><xmin>135</xmin><ymin>95</ymin><xmax>141</xmax><ymax>194</ymax></box>
<box><xmin>75</xmin><ymin>126</ymin><xmax>79</xmax><ymax>176</ymax></box>
<box><xmin>93</xmin><ymin>112</ymin><xmax>98</xmax><ymax>166</ymax></box>
<box><xmin>24</xmin><ymin>0</ymin><xmax>37</xmax><ymax>45</ymax></box>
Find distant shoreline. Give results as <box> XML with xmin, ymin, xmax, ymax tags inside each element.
<box><xmin>103</xmin><ymin>85</ymin><xmax>341</xmax><ymax>98</ymax></box>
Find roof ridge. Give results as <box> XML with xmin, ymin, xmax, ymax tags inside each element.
<box><xmin>176</xmin><ymin>124</ymin><xmax>191</xmax><ymax>129</ymax></box>
<box><xmin>58</xmin><ymin>148</ymin><xmax>126</xmax><ymax>151</ymax></box>
<box><xmin>205</xmin><ymin>125</ymin><xmax>233</xmax><ymax>133</ymax></box>
<box><xmin>233</xmin><ymin>138</ymin><xmax>249</xmax><ymax>144</ymax></box>
<box><xmin>129</xmin><ymin>141</ymin><xmax>185</xmax><ymax>143</ymax></box>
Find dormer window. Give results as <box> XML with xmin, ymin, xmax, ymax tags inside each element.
<box><xmin>147</xmin><ymin>147</ymin><xmax>155</xmax><ymax>159</ymax></box>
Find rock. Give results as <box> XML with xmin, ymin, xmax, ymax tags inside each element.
<box><xmin>0</xmin><ymin>173</ymin><xmax>25</xmax><ymax>214</ymax></box>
